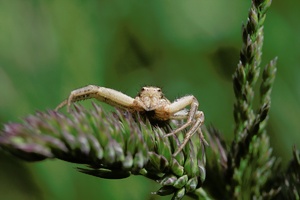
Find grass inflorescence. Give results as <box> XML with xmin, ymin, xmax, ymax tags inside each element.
<box><xmin>0</xmin><ymin>103</ymin><xmax>206</xmax><ymax>199</ymax></box>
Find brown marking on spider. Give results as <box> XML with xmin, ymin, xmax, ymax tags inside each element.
<box><xmin>55</xmin><ymin>85</ymin><xmax>207</xmax><ymax>156</ymax></box>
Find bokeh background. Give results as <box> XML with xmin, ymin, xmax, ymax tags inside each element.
<box><xmin>0</xmin><ymin>0</ymin><xmax>299</xmax><ymax>199</ymax></box>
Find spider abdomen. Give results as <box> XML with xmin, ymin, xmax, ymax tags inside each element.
<box><xmin>137</xmin><ymin>110</ymin><xmax>170</xmax><ymax>127</ymax></box>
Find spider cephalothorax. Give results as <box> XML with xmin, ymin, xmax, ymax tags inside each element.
<box><xmin>55</xmin><ymin>85</ymin><xmax>206</xmax><ymax>156</ymax></box>
<box><xmin>132</xmin><ymin>86</ymin><xmax>171</xmax><ymax>127</ymax></box>
<box><xmin>135</xmin><ymin>87</ymin><xmax>169</xmax><ymax>111</ymax></box>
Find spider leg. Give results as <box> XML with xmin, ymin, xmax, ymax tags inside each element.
<box><xmin>55</xmin><ymin>85</ymin><xmax>135</xmax><ymax>112</ymax></box>
<box><xmin>197</xmin><ymin>128</ymin><xmax>209</xmax><ymax>146</ymax></box>
<box><xmin>172</xmin><ymin>115</ymin><xmax>204</xmax><ymax>156</ymax></box>
<box><xmin>56</xmin><ymin>99</ymin><xmax>68</xmax><ymax>111</ymax></box>
<box><xmin>162</xmin><ymin>95</ymin><xmax>205</xmax><ymax>156</ymax></box>
<box><xmin>164</xmin><ymin>95</ymin><xmax>201</xmax><ymax>138</ymax></box>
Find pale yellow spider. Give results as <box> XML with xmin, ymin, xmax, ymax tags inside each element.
<box><xmin>55</xmin><ymin>85</ymin><xmax>206</xmax><ymax>156</ymax></box>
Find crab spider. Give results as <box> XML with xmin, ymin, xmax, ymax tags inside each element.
<box><xmin>55</xmin><ymin>85</ymin><xmax>206</xmax><ymax>156</ymax></box>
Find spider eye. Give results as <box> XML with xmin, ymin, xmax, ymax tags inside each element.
<box><xmin>141</xmin><ymin>87</ymin><xmax>146</xmax><ymax>91</ymax></box>
<box><xmin>157</xmin><ymin>88</ymin><xmax>161</xmax><ymax>92</ymax></box>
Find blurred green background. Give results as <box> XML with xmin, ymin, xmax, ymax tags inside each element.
<box><xmin>0</xmin><ymin>0</ymin><xmax>299</xmax><ymax>199</ymax></box>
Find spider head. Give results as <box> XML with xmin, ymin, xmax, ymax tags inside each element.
<box><xmin>137</xmin><ymin>86</ymin><xmax>166</xmax><ymax>111</ymax></box>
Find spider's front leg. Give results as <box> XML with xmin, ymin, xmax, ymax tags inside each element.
<box><xmin>172</xmin><ymin>110</ymin><xmax>206</xmax><ymax>156</ymax></box>
<box><xmin>163</xmin><ymin>95</ymin><xmax>205</xmax><ymax>156</ymax></box>
<box><xmin>55</xmin><ymin>85</ymin><xmax>135</xmax><ymax>112</ymax></box>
